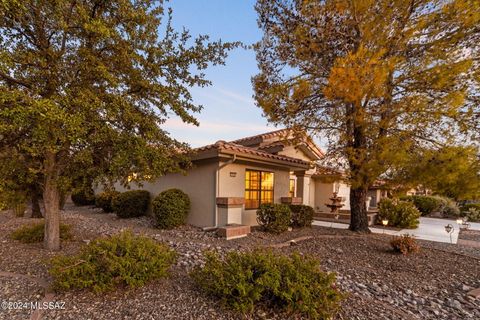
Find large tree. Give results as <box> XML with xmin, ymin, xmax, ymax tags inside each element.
<box><xmin>390</xmin><ymin>146</ymin><xmax>480</xmax><ymax>201</ymax></box>
<box><xmin>0</xmin><ymin>0</ymin><xmax>237</xmax><ymax>249</ymax></box>
<box><xmin>253</xmin><ymin>0</ymin><xmax>480</xmax><ymax>232</ymax></box>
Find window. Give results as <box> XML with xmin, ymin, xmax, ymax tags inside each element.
<box><xmin>289</xmin><ymin>178</ymin><xmax>296</xmax><ymax>197</ymax></box>
<box><xmin>245</xmin><ymin>170</ymin><xmax>274</xmax><ymax>209</ymax></box>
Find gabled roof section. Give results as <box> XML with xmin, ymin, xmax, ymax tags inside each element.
<box><xmin>192</xmin><ymin>140</ymin><xmax>311</xmax><ymax>168</ymax></box>
<box><xmin>231</xmin><ymin>129</ymin><xmax>290</xmax><ymax>147</ymax></box>
<box><xmin>231</xmin><ymin>129</ymin><xmax>324</xmax><ymax>160</ymax></box>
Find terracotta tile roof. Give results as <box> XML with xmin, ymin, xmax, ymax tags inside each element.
<box><xmin>231</xmin><ymin>128</ymin><xmax>290</xmax><ymax>144</ymax></box>
<box><xmin>194</xmin><ymin>140</ymin><xmax>310</xmax><ymax>167</ymax></box>
<box><xmin>312</xmin><ymin>165</ymin><xmax>345</xmax><ymax>177</ymax></box>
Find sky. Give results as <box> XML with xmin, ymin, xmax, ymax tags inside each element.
<box><xmin>162</xmin><ymin>0</ymin><xmax>278</xmax><ymax>147</ymax></box>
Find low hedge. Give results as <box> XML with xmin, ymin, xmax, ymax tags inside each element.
<box><xmin>95</xmin><ymin>190</ymin><xmax>121</xmax><ymax>213</ymax></box>
<box><xmin>112</xmin><ymin>190</ymin><xmax>150</xmax><ymax>218</ymax></box>
<box><xmin>71</xmin><ymin>188</ymin><xmax>96</xmax><ymax>206</ymax></box>
<box><xmin>152</xmin><ymin>189</ymin><xmax>190</xmax><ymax>229</ymax></box>
<box><xmin>11</xmin><ymin>221</ymin><xmax>73</xmax><ymax>243</ymax></box>
<box><xmin>257</xmin><ymin>203</ymin><xmax>292</xmax><ymax>233</ymax></box>
<box><xmin>378</xmin><ymin>198</ymin><xmax>420</xmax><ymax>229</ymax></box>
<box><xmin>49</xmin><ymin>230</ymin><xmax>176</xmax><ymax>292</ymax></box>
<box><xmin>289</xmin><ymin>204</ymin><xmax>314</xmax><ymax>228</ymax></box>
<box><xmin>400</xmin><ymin>195</ymin><xmax>441</xmax><ymax>216</ymax></box>
<box><xmin>191</xmin><ymin>250</ymin><xmax>343</xmax><ymax>319</ymax></box>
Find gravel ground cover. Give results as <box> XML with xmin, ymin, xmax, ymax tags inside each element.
<box><xmin>0</xmin><ymin>204</ymin><xmax>479</xmax><ymax>320</ymax></box>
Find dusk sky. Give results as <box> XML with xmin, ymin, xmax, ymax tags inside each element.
<box><xmin>163</xmin><ymin>0</ymin><xmax>277</xmax><ymax>147</ymax></box>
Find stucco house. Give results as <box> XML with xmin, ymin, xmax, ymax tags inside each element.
<box><xmin>115</xmin><ymin>129</ymin><xmax>350</xmax><ymax>228</ymax></box>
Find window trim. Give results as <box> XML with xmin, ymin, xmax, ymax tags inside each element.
<box><xmin>245</xmin><ymin>169</ymin><xmax>275</xmax><ymax>210</ymax></box>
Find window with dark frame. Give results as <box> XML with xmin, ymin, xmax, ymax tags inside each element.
<box><xmin>245</xmin><ymin>169</ymin><xmax>274</xmax><ymax>209</ymax></box>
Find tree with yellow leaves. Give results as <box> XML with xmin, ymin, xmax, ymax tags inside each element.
<box><xmin>254</xmin><ymin>0</ymin><xmax>480</xmax><ymax>232</ymax></box>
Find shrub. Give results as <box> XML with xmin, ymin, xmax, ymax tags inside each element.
<box><xmin>461</xmin><ymin>203</ymin><xmax>480</xmax><ymax>215</ymax></box>
<box><xmin>95</xmin><ymin>191</ymin><xmax>120</xmax><ymax>213</ymax></box>
<box><xmin>71</xmin><ymin>188</ymin><xmax>95</xmax><ymax>206</ymax></box>
<box><xmin>152</xmin><ymin>189</ymin><xmax>190</xmax><ymax>229</ymax></box>
<box><xmin>112</xmin><ymin>190</ymin><xmax>150</xmax><ymax>218</ymax></box>
<box><xmin>401</xmin><ymin>195</ymin><xmax>440</xmax><ymax>216</ymax></box>
<box><xmin>49</xmin><ymin>230</ymin><xmax>176</xmax><ymax>292</ymax></box>
<box><xmin>465</xmin><ymin>207</ymin><xmax>480</xmax><ymax>222</ymax></box>
<box><xmin>432</xmin><ymin>196</ymin><xmax>460</xmax><ymax>217</ymax></box>
<box><xmin>378</xmin><ymin>198</ymin><xmax>420</xmax><ymax>229</ymax></box>
<box><xmin>256</xmin><ymin>203</ymin><xmax>292</xmax><ymax>233</ymax></box>
<box><xmin>11</xmin><ymin>221</ymin><xmax>73</xmax><ymax>243</ymax></box>
<box><xmin>191</xmin><ymin>250</ymin><xmax>343</xmax><ymax>319</ymax></box>
<box><xmin>289</xmin><ymin>204</ymin><xmax>314</xmax><ymax>228</ymax></box>
<box><xmin>390</xmin><ymin>235</ymin><xmax>420</xmax><ymax>255</ymax></box>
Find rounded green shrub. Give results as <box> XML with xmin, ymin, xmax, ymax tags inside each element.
<box><xmin>112</xmin><ymin>190</ymin><xmax>150</xmax><ymax>218</ymax></box>
<box><xmin>401</xmin><ymin>195</ymin><xmax>440</xmax><ymax>216</ymax></box>
<box><xmin>191</xmin><ymin>250</ymin><xmax>343</xmax><ymax>319</ymax></box>
<box><xmin>289</xmin><ymin>204</ymin><xmax>314</xmax><ymax>228</ymax></box>
<box><xmin>378</xmin><ymin>198</ymin><xmax>420</xmax><ymax>229</ymax></box>
<box><xmin>257</xmin><ymin>203</ymin><xmax>292</xmax><ymax>233</ymax></box>
<box><xmin>11</xmin><ymin>221</ymin><xmax>73</xmax><ymax>243</ymax></box>
<box><xmin>152</xmin><ymin>188</ymin><xmax>190</xmax><ymax>229</ymax></box>
<box><xmin>95</xmin><ymin>190</ymin><xmax>121</xmax><ymax>213</ymax></box>
<box><xmin>49</xmin><ymin>230</ymin><xmax>176</xmax><ymax>292</ymax></box>
<box><xmin>71</xmin><ymin>188</ymin><xmax>95</xmax><ymax>206</ymax></box>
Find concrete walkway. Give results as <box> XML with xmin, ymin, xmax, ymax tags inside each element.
<box><xmin>313</xmin><ymin>217</ymin><xmax>480</xmax><ymax>244</ymax></box>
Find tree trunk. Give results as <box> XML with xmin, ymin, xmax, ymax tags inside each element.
<box><xmin>43</xmin><ymin>153</ymin><xmax>61</xmax><ymax>250</ymax></box>
<box><xmin>31</xmin><ymin>186</ymin><xmax>43</xmax><ymax>218</ymax></box>
<box><xmin>349</xmin><ymin>186</ymin><xmax>371</xmax><ymax>233</ymax></box>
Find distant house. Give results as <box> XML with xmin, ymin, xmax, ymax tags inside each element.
<box><xmin>114</xmin><ymin>129</ymin><xmax>349</xmax><ymax>228</ymax></box>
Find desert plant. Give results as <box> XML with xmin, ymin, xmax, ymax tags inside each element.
<box><xmin>95</xmin><ymin>191</ymin><xmax>121</xmax><ymax>213</ymax></box>
<box><xmin>289</xmin><ymin>204</ymin><xmax>314</xmax><ymax>228</ymax></box>
<box><xmin>461</xmin><ymin>203</ymin><xmax>480</xmax><ymax>214</ymax></box>
<box><xmin>390</xmin><ymin>235</ymin><xmax>420</xmax><ymax>255</ymax></box>
<box><xmin>378</xmin><ymin>198</ymin><xmax>420</xmax><ymax>229</ymax></box>
<box><xmin>11</xmin><ymin>221</ymin><xmax>73</xmax><ymax>243</ymax></box>
<box><xmin>152</xmin><ymin>189</ymin><xmax>190</xmax><ymax>229</ymax></box>
<box><xmin>49</xmin><ymin>230</ymin><xmax>176</xmax><ymax>292</ymax></box>
<box><xmin>112</xmin><ymin>190</ymin><xmax>150</xmax><ymax>218</ymax></box>
<box><xmin>432</xmin><ymin>196</ymin><xmax>460</xmax><ymax>217</ymax></box>
<box><xmin>256</xmin><ymin>203</ymin><xmax>292</xmax><ymax>233</ymax></box>
<box><xmin>71</xmin><ymin>188</ymin><xmax>95</xmax><ymax>206</ymax></box>
<box><xmin>465</xmin><ymin>208</ymin><xmax>480</xmax><ymax>222</ymax></box>
<box><xmin>191</xmin><ymin>250</ymin><xmax>343</xmax><ymax>319</ymax></box>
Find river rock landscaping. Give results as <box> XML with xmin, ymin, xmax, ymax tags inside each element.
<box><xmin>0</xmin><ymin>204</ymin><xmax>479</xmax><ymax>320</ymax></box>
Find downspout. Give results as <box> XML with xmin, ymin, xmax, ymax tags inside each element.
<box><xmin>204</xmin><ymin>154</ymin><xmax>237</xmax><ymax>231</ymax></box>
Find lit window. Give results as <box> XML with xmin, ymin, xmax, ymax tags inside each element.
<box><xmin>245</xmin><ymin>170</ymin><xmax>274</xmax><ymax>209</ymax></box>
<box><xmin>289</xmin><ymin>178</ymin><xmax>296</xmax><ymax>197</ymax></box>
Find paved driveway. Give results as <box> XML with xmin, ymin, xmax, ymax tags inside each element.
<box><xmin>313</xmin><ymin>217</ymin><xmax>480</xmax><ymax>244</ymax></box>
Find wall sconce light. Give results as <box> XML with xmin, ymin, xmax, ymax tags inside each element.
<box><xmin>229</xmin><ymin>172</ymin><xmax>237</xmax><ymax>177</ymax></box>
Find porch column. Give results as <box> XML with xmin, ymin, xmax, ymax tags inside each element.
<box><xmin>296</xmin><ymin>174</ymin><xmax>311</xmax><ymax>206</ymax></box>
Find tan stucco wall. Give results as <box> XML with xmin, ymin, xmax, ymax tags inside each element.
<box><xmin>218</xmin><ymin>160</ymin><xmax>291</xmax><ymax>226</ymax></box>
<box><xmin>278</xmin><ymin>145</ymin><xmax>312</xmax><ymax>162</ymax></box>
<box><xmin>113</xmin><ymin>160</ymin><xmax>218</xmax><ymax>227</ymax></box>
<box><xmin>314</xmin><ymin>180</ymin><xmax>351</xmax><ymax>212</ymax></box>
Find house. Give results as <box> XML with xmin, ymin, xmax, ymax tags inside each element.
<box><xmin>114</xmin><ymin>129</ymin><xmax>350</xmax><ymax>228</ymax></box>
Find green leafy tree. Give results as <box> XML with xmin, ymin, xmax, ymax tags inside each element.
<box><xmin>253</xmin><ymin>0</ymin><xmax>480</xmax><ymax>232</ymax></box>
<box><xmin>0</xmin><ymin>1</ymin><xmax>238</xmax><ymax>249</ymax></box>
<box><xmin>392</xmin><ymin>146</ymin><xmax>480</xmax><ymax>201</ymax></box>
